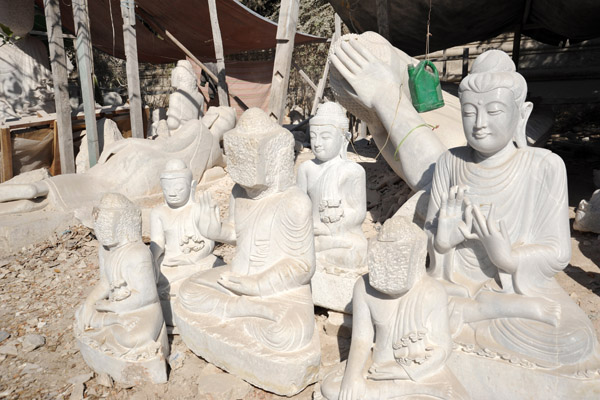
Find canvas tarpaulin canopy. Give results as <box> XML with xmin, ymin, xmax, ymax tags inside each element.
<box><xmin>36</xmin><ymin>0</ymin><xmax>325</xmax><ymax>63</ymax></box>
<box><xmin>329</xmin><ymin>0</ymin><xmax>600</xmax><ymax>56</ymax></box>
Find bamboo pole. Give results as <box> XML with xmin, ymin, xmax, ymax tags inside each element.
<box><xmin>120</xmin><ymin>0</ymin><xmax>144</xmax><ymax>138</ymax></box>
<box><xmin>311</xmin><ymin>14</ymin><xmax>341</xmax><ymax>116</ymax></box>
<box><xmin>43</xmin><ymin>0</ymin><xmax>75</xmax><ymax>174</ymax></box>
<box><xmin>207</xmin><ymin>0</ymin><xmax>229</xmax><ymax>106</ymax></box>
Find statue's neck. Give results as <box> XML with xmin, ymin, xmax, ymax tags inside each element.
<box><xmin>472</xmin><ymin>142</ymin><xmax>518</xmax><ymax>167</ymax></box>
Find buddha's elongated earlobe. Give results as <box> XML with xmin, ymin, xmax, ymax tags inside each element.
<box><xmin>514</xmin><ymin>101</ymin><xmax>533</xmax><ymax>148</ymax></box>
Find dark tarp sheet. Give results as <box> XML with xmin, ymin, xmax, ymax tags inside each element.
<box><xmin>36</xmin><ymin>0</ymin><xmax>325</xmax><ymax>64</ymax></box>
<box><xmin>329</xmin><ymin>0</ymin><xmax>600</xmax><ymax>56</ymax></box>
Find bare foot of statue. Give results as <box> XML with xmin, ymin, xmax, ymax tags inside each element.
<box><xmin>475</xmin><ymin>291</ymin><xmax>561</xmax><ymax>326</ymax></box>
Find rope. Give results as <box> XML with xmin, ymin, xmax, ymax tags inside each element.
<box><xmin>426</xmin><ymin>0</ymin><xmax>433</xmax><ymax>59</ymax></box>
<box><xmin>393</xmin><ymin>123</ymin><xmax>438</xmax><ymax>160</ymax></box>
<box><xmin>109</xmin><ymin>0</ymin><xmax>115</xmax><ymax>57</ymax></box>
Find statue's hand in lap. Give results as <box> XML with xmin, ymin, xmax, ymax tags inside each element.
<box><xmin>435</xmin><ymin>185</ymin><xmax>473</xmax><ymax>253</ymax></box>
<box><xmin>218</xmin><ymin>271</ymin><xmax>260</xmax><ymax>296</ymax></box>
<box><xmin>330</xmin><ymin>40</ymin><xmax>400</xmax><ymax>110</ymax></box>
<box><xmin>471</xmin><ymin>204</ymin><xmax>517</xmax><ymax>274</ymax></box>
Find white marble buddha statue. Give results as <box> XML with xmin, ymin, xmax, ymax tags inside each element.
<box><xmin>150</xmin><ymin>159</ymin><xmax>218</xmax><ymax>327</ymax></box>
<box><xmin>321</xmin><ymin>217</ymin><xmax>467</xmax><ymax>400</ymax></box>
<box><xmin>173</xmin><ymin>108</ymin><xmax>320</xmax><ymax>395</ymax></box>
<box><xmin>166</xmin><ymin>60</ymin><xmax>204</xmax><ymax>132</ymax></box>
<box><xmin>425</xmin><ymin>49</ymin><xmax>600</xmax><ymax>372</ymax></box>
<box><xmin>297</xmin><ymin>102</ymin><xmax>367</xmax><ymax>272</ymax></box>
<box><xmin>74</xmin><ymin>193</ymin><xmax>169</xmax><ymax>384</ymax></box>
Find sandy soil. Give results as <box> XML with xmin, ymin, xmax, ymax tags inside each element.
<box><xmin>0</xmin><ymin>133</ymin><xmax>599</xmax><ymax>399</ymax></box>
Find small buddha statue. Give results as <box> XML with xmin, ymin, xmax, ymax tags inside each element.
<box><xmin>297</xmin><ymin>102</ymin><xmax>367</xmax><ymax>273</ymax></box>
<box><xmin>74</xmin><ymin>193</ymin><xmax>169</xmax><ymax>384</ymax></box>
<box><xmin>166</xmin><ymin>60</ymin><xmax>204</xmax><ymax>132</ymax></box>
<box><xmin>150</xmin><ymin>159</ymin><xmax>219</xmax><ymax>327</ymax></box>
<box><xmin>425</xmin><ymin>50</ymin><xmax>600</xmax><ymax>373</ymax></box>
<box><xmin>321</xmin><ymin>217</ymin><xmax>467</xmax><ymax>400</ymax></box>
<box><xmin>173</xmin><ymin>108</ymin><xmax>320</xmax><ymax>396</ymax></box>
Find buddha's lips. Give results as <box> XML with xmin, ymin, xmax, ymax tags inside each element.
<box><xmin>472</xmin><ymin>131</ymin><xmax>491</xmax><ymax>139</ymax></box>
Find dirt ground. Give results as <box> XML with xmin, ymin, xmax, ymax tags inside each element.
<box><xmin>1</xmin><ymin>112</ymin><xmax>600</xmax><ymax>399</ymax></box>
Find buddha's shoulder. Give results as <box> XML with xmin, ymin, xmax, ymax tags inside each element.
<box><xmin>439</xmin><ymin>146</ymin><xmax>471</xmax><ymax>163</ymax></box>
<box><xmin>521</xmin><ymin>147</ymin><xmax>566</xmax><ymax>172</ymax></box>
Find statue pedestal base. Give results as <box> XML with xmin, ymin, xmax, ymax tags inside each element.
<box><xmin>311</xmin><ymin>269</ymin><xmax>365</xmax><ymax>313</ymax></box>
<box><xmin>174</xmin><ymin>301</ymin><xmax>321</xmax><ymax>396</ymax></box>
<box><xmin>448</xmin><ymin>350</ymin><xmax>600</xmax><ymax>400</ymax></box>
<box><xmin>75</xmin><ymin>325</ymin><xmax>169</xmax><ymax>385</ymax></box>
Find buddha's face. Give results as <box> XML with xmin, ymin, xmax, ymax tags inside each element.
<box><xmin>93</xmin><ymin>208</ymin><xmax>120</xmax><ymax>248</ymax></box>
<box><xmin>161</xmin><ymin>177</ymin><xmax>191</xmax><ymax>208</ymax></box>
<box><xmin>461</xmin><ymin>88</ymin><xmax>520</xmax><ymax>156</ymax></box>
<box><xmin>310</xmin><ymin>125</ymin><xmax>344</xmax><ymax>162</ymax></box>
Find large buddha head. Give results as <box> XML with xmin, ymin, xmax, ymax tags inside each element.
<box><xmin>93</xmin><ymin>193</ymin><xmax>142</xmax><ymax>248</ymax></box>
<box><xmin>310</xmin><ymin>102</ymin><xmax>351</xmax><ymax>162</ymax></box>
<box><xmin>224</xmin><ymin>108</ymin><xmax>295</xmax><ymax>195</ymax></box>
<box><xmin>160</xmin><ymin>159</ymin><xmax>193</xmax><ymax>209</ymax></box>
<box><xmin>458</xmin><ymin>50</ymin><xmax>533</xmax><ymax>156</ymax></box>
<box><xmin>171</xmin><ymin>60</ymin><xmax>198</xmax><ymax>93</ymax></box>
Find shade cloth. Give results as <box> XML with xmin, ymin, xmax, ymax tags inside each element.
<box><xmin>328</xmin><ymin>0</ymin><xmax>600</xmax><ymax>56</ymax></box>
<box><xmin>36</xmin><ymin>0</ymin><xmax>325</xmax><ymax>63</ymax></box>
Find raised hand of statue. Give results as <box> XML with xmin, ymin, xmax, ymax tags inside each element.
<box><xmin>471</xmin><ymin>204</ymin><xmax>517</xmax><ymax>274</ymax></box>
<box><xmin>76</xmin><ymin>304</ymin><xmax>95</xmax><ymax>331</ymax></box>
<box><xmin>196</xmin><ymin>191</ymin><xmax>223</xmax><ymax>240</ymax></box>
<box><xmin>435</xmin><ymin>185</ymin><xmax>473</xmax><ymax>253</ymax></box>
<box><xmin>218</xmin><ymin>271</ymin><xmax>260</xmax><ymax>296</ymax></box>
<box><xmin>330</xmin><ymin>39</ymin><xmax>400</xmax><ymax>110</ymax></box>
<box><xmin>339</xmin><ymin>375</ymin><xmax>367</xmax><ymax>400</ymax></box>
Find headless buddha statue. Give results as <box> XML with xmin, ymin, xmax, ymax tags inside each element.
<box><xmin>173</xmin><ymin>108</ymin><xmax>320</xmax><ymax>395</ymax></box>
<box><xmin>297</xmin><ymin>101</ymin><xmax>367</xmax><ymax>272</ymax></box>
<box><xmin>322</xmin><ymin>217</ymin><xmax>467</xmax><ymax>400</ymax></box>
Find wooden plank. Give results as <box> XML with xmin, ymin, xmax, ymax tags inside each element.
<box><xmin>72</xmin><ymin>0</ymin><xmax>99</xmax><ymax>167</ymax></box>
<box><xmin>376</xmin><ymin>0</ymin><xmax>390</xmax><ymax>40</ymax></box>
<box><xmin>43</xmin><ymin>0</ymin><xmax>75</xmax><ymax>174</ymax></box>
<box><xmin>207</xmin><ymin>0</ymin><xmax>229</xmax><ymax>107</ymax></box>
<box><xmin>291</xmin><ymin>61</ymin><xmax>318</xmax><ymax>91</ymax></box>
<box><xmin>120</xmin><ymin>0</ymin><xmax>144</xmax><ymax>138</ymax></box>
<box><xmin>268</xmin><ymin>0</ymin><xmax>300</xmax><ymax>123</ymax></box>
<box><xmin>311</xmin><ymin>14</ymin><xmax>342</xmax><ymax>115</ymax></box>
<box><xmin>0</xmin><ymin>128</ymin><xmax>13</xmax><ymax>183</ymax></box>
<box><xmin>50</xmin><ymin>121</ymin><xmax>61</xmax><ymax>176</ymax></box>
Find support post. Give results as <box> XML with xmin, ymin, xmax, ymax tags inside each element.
<box><xmin>43</xmin><ymin>0</ymin><xmax>75</xmax><ymax>174</ymax></box>
<box><xmin>207</xmin><ymin>0</ymin><xmax>229</xmax><ymax>106</ymax></box>
<box><xmin>291</xmin><ymin>61</ymin><xmax>317</xmax><ymax>91</ymax></box>
<box><xmin>311</xmin><ymin>14</ymin><xmax>341</xmax><ymax>116</ymax></box>
<box><xmin>462</xmin><ymin>47</ymin><xmax>469</xmax><ymax>78</ymax></box>
<box><xmin>268</xmin><ymin>0</ymin><xmax>300</xmax><ymax>123</ymax></box>
<box><xmin>72</xmin><ymin>0</ymin><xmax>99</xmax><ymax>167</ymax></box>
<box><xmin>120</xmin><ymin>0</ymin><xmax>144</xmax><ymax>138</ymax></box>
<box><xmin>376</xmin><ymin>0</ymin><xmax>390</xmax><ymax>40</ymax></box>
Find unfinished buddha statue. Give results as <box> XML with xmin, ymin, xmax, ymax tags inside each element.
<box><xmin>166</xmin><ymin>60</ymin><xmax>204</xmax><ymax>132</ymax></box>
<box><xmin>321</xmin><ymin>217</ymin><xmax>467</xmax><ymax>400</ymax></box>
<box><xmin>173</xmin><ymin>108</ymin><xmax>320</xmax><ymax>396</ymax></box>
<box><xmin>297</xmin><ymin>101</ymin><xmax>367</xmax><ymax>312</ymax></box>
<box><xmin>425</xmin><ymin>50</ymin><xmax>600</xmax><ymax>378</ymax></box>
<box><xmin>150</xmin><ymin>159</ymin><xmax>219</xmax><ymax>327</ymax></box>
<box><xmin>74</xmin><ymin>193</ymin><xmax>169</xmax><ymax>385</ymax></box>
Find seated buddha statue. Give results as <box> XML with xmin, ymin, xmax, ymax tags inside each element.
<box><xmin>173</xmin><ymin>108</ymin><xmax>320</xmax><ymax>396</ymax></box>
<box><xmin>425</xmin><ymin>50</ymin><xmax>600</xmax><ymax>372</ymax></box>
<box><xmin>74</xmin><ymin>193</ymin><xmax>169</xmax><ymax>384</ymax></box>
<box><xmin>297</xmin><ymin>101</ymin><xmax>367</xmax><ymax>273</ymax></box>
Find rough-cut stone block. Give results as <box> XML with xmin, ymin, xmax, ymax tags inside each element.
<box><xmin>175</xmin><ymin>301</ymin><xmax>321</xmax><ymax>396</ymax></box>
<box><xmin>76</xmin><ymin>326</ymin><xmax>169</xmax><ymax>386</ymax></box>
<box><xmin>311</xmin><ymin>270</ymin><xmax>362</xmax><ymax>313</ymax></box>
<box><xmin>448</xmin><ymin>350</ymin><xmax>600</xmax><ymax>400</ymax></box>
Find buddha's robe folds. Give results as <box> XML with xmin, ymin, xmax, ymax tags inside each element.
<box><xmin>79</xmin><ymin>242</ymin><xmax>165</xmax><ymax>358</ymax></box>
<box><xmin>426</xmin><ymin>146</ymin><xmax>598</xmax><ymax>367</ymax></box>
<box><xmin>167</xmin><ymin>89</ymin><xmax>203</xmax><ymax>129</ymax></box>
<box><xmin>178</xmin><ymin>185</ymin><xmax>316</xmax><ymax>352</ymax></box>
<box><xmin>307</xmin><ymin>158</ymin><xmax>367</xmax><ymax>270</ymax></box>
<box><xmin>46</xmin><ymin>120</ymin><xmax>219</xmax><ymax>212</ymax></box>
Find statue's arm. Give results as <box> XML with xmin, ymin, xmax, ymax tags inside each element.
<box><xmin>296</xmin><ymin>162</ymin><xmax>309</xmax><ymax>193</ymax></box>
<box><xmin>149</xmin><ymin>209</ymin><xmax>165</xmax><ymax>266</ymax></box>
<box><xmin>78</xmin><ymin>254</ymin><xmax>110</xmax><ymax>330</ymax></box>
<box><xmin>340</xmin><ymin>166</ymin><xmax>367</xmax><ymax>227</ymax></box>
<box><xmin>340</xmin><ymin>277</ymin><xmax>373</xmax><ymax>395</ymax></box>
<box><xmin>401</xmin><ymin>282</ymin><xmax>452</xmax><ymax>382</ymax></box>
